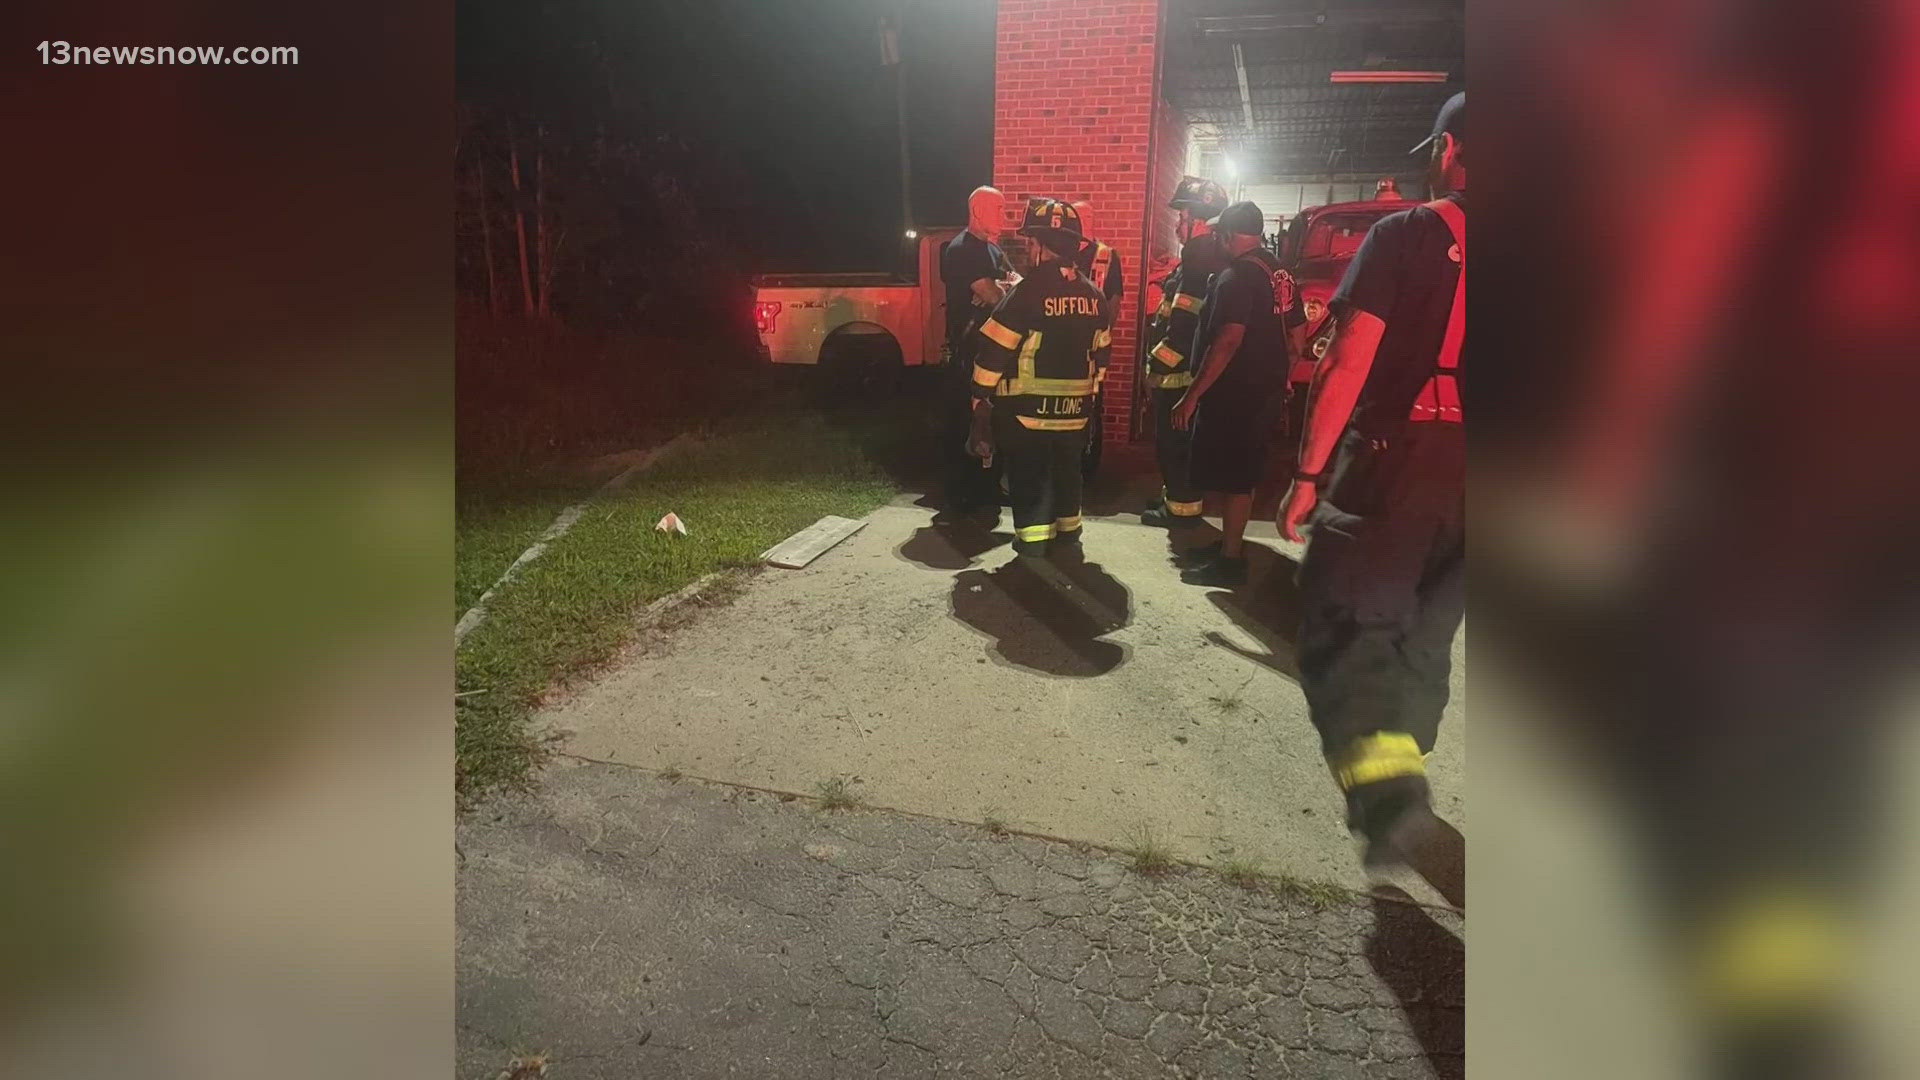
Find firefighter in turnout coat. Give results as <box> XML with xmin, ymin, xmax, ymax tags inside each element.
<box><xmin>1141</xmin><ymin>177</ymin><xmax>1231</xmax><ymax>528</ymax></box>
<box><xmin>967</xmin><ymin>198</ymin><xmax>1113</xmax><ymax>558</ymax></box>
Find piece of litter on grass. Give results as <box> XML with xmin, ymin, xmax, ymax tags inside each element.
<box><xmin>655</xmin><ymin>511</ymin><xmax>689</xmax><ymax>535</ymax></box>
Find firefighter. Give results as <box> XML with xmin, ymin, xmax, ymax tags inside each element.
<box><xmin>1069</xmin><ymin>201</ymin><xmax>1125</xmax><ymax>316</ymax></box>
<box><xmin>1168</xmin><ymin>200</ymin><xmax>1308</xmax><ymax>587</ymax></box>
<box><xmin>1140</xmin><ymin>177</ymin><xmax>1231</xmax><ymax>529</ymax></box>
<box><xmin>1278</xmin><ymin>92</ymin><xmax>1465</xmax><ymax>878</ymax></box>
<box><xmin>938</xmin><ymin>185</ymin><xmax>1015</xmax><ymax>526</ymax></box>
<box><xmin>965</xmin><ymin>198</ymin><xmax>1112</xmax><ymax>558</ymax></box>
<box><xmin>1374</xmin><ymin>177</ymin><xmax>1404</xmax><ymax>201</ymax></box>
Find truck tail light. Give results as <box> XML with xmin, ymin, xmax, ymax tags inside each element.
<box><xmin>754</xmin><ymin>300</ymin><xmax>783</xmax><ymax>335</ymax></box>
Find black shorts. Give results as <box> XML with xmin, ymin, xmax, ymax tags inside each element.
<box><xmin>1189</xmin><ymin>382</ymin><xmax>1278</xmax><ymax>495</ymax></box>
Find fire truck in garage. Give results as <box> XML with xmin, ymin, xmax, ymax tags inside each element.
<box><xmin>1279</xmin><ymin>194</ymin><xmax>1414</xmax><ymax>384</ymax></box>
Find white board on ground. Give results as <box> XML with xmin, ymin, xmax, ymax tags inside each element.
<box><xmin>762</xmin><ymin>515</ymin><xmax>867</xmax><ymax>569</ymax></box>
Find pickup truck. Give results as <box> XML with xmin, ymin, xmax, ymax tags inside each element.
<box><xmin>754</xmin><ymin>227</ymin><xmax>1106</xmax><ymax>474</ymax></box>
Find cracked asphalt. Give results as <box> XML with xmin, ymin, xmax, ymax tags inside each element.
<box><xmin>457</xmin><ymin>758</ymin><xmax>1463</xmax><ymax>1078</ymax></box>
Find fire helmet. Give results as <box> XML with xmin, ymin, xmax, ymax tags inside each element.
<box><xmin>1169</xmin><ymin>176</ymin><xmax>1230</xmax><ymax>220</ymax></box>
<box><xmin>1017</xmin><ymin>197</ymin><xmax>1085</xmax><ymax>239</ymax></box>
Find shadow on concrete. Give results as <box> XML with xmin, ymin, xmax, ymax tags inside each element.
<box><xmin>896</xmin><ymin>523</ymin><xmax>1011</xmax><ymax>571</ymax></box>
<box><xmin>1366</xmin><ymin>886</ymin><xmax>1466</xmax><ymax>1080</ymax></box>
<box><xmin>949</xmin><ymin>555</ymin><xmax>1133</xmax><ymax>678</ymax></box>
<box><xmin>1081</xmin><ymin>443</ymin><xmax>1161</xmax><ymax>517</ymax></box>
<box><xmin>1194</xmin><ymin>543</ymin><xmax>1305</xmax><ymax>682</ymax></box>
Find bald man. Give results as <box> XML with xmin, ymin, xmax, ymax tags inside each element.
<box><xmin>938</xmin><ymin>186</ymin><xmax>1015</xmax><ymax>523</ymax></box>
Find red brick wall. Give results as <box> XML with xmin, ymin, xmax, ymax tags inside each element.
<box><xmin>993</xmin><ymin>0</ymin><xmax>1166</xmax><ymax>444</ymax></box>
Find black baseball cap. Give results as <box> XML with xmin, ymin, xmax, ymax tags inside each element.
<box><xmin>1216</xmin><ymin>200</ymin><xmax>1264</xmax><ymax>237</ymax></box>
<box><xmin>1411</xmin><ymin>91</ymin><xmax>1464</xmax><ymax>155</ymax></box>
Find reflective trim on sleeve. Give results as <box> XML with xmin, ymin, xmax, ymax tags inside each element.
<box><xmin>1329</xmin><ymin>732</ymin><xmax>1426</xmax><ymax>791</ymax></box>
<box><xmin>1015</xmin><ymin>416</ymin><xmax>1091</xmax><ymax>431</ymax></box>
<box><xmin>1171</xmin><ymin>293</ymin><xmax>1203</xmax><ymax>313</ymax></box>
<box><xmin>979</xmin><ymin>318</ymin><xmax>1022</xmax><ymax>350</ymax></box>
<box><xmin>972</xmin><ymin>364</ymin><xmax>1004</xmax><ymax>389</ymax></box>
<box><xmin>1150</xmin><ymin>341</ymin><xmax>1185</xmax><ymax>367</ymax></box>
<box><xmin>1092</xmin><ymin>328</ymin><xmax>1111</xmax><ymax>350</ymax></box>
<box><xmin>1000</xmin><ymin>329</ymin><xmax>1095</xmax><ymax>396</ymax></box>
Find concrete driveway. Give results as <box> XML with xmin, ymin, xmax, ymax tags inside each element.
<box><xmin>542</xmin><ymin>456</ymin><xmax>1464</xmax><ymax>899</ymax></box>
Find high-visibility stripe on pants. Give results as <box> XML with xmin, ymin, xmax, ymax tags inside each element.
<box><xmin>1330</xmin><ymin>731</ymin><xmax>1426</xmax><ymax>790</ymax></box>
<box><xmin>1016</xmin><ymin>523</ymin><xmax>1055</xmax><ymax>543</ymax></box>
<box><xmin>1054</xmin><ymin>514</ymin><xmax>1082</xmax><ymax>534</ymax></box>
<box><xmin>1695</xmin><ymin>887</ymin><xmax>1847</xmax><ymax>1015</ymax></box>
<box><xmin>1163</xmin><ymin>490</ymin><xmax>1203</xmax><ymax>517</ymax></box>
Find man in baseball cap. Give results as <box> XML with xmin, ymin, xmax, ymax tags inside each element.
<box><xmin>1169</xmin><ymin>200</ymin><xmax>1307</xmax><ymax>586</ymax></box>
<box><xmin>1278</xmin><ymin>91</ymin><xmax>1465</xmax><ymax>898</ymax></box>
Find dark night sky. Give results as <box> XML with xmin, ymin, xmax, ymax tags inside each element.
<box><xmin>458</xmin><ymin>0</ymin><xmax>997</xmax><ymax>273</ymax></box>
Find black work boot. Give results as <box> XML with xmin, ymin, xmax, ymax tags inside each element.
<box><xmin>1140</xmin><ymin>505</ymin><xmax>1203</xmax><ymax>529</ymax></box>
<box><xmin>1180</xmin><ymin>553</ymin><xmax>1247</xmax><ymax>587</ymax></box>
<box><xmin>1351</xmin><ymin>776</ymin><xmax>1464</xmax><ymax>909</ymax></box>
<box><xmin>1048</xmin><ymin>530</ymin><xmax>1085</xmax><ymax>564</ymax></box>
<box><xmin>1173</xmin><ymin>539</ymin><xmax>1222</xmax><ymax>567</ymax></box>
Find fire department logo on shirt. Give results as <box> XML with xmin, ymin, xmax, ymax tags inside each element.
<box><xmin>1269</xmin><ymin>268</ymin><xmax>1298</xmax><ymax>315</ymax></box>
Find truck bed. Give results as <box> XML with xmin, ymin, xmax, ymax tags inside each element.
<box><xmin>754</xmin><ymin>272</ymin><xmax>911</xmax><ymax>288</ymax></box>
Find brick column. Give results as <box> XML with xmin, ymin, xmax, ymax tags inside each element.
<box><xmin>992</xmin><ymin>0</ymin><xmax>1172</xmax><ymax>445</ymax></box>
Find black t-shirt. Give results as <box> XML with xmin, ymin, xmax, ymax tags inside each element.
<box><xmin>942</xmin><ymin>230</ymin><xmax>1011</xmax><ymax>346</ymax></box>
<box><xmin>1192</xmin><ymin>246</ymin><xmax>1305</xmax><ymax>395</ymax></box>
<box><xmin>1331</xmin><ymin>194</ymin><xmax>1463</xmax><ymax>425</ymax></box>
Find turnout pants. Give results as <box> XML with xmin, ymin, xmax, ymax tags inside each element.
<box><xmin>995</xmin><ymin>409</ymin><xmax>1088</xmax><ymax>555</ymax></box>
<box><xmin>1297</xmin><ymin>424</ymin><xmax>1463</xmax><ymax>821</ymax></box>
<box><xmin>1152</xmin><ymin>386</ymin><xmax>1203</xmax><ymax>517</ymax></box>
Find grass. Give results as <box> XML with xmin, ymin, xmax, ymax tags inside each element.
<box><xmin>1220</xmin><ymin>858</ymin><xmax>1268</xmax><ymax>891</ymax></box>
<box><xmin>1272</xmin><ymin>874</ymin><xmax>1350</xmax><ymax>910</ymax></box>
<box><xmin>1214</xmin><ymin>857</ymin><xmax>1351</xmax><ymax>909</ymax></box>
<box><xmin>1126</xmin><ymin>825</ymin><xmax>1178</xmax><ymax>878</ymax></box>
<box><xmin>981</xmin><ymin>805</ymin><xmax>1009</xmax><ymax>836</ymax></box>
<box><xmin>455</xmin><ymin>405</ymin><xmax>901</xmax><ymax>798</ymax></box>
<box><xmin>814</xmin><ymin>775</ymin><xmax>863</xmax><ymax>811</ymax></box>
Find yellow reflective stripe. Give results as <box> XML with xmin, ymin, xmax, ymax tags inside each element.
<box><xmin>972</xmin><ymin>363</ymin><xmax>1003</xmax><ymax>389</ymax></box>
<box><xmin>1163</xmin><ymin>494</ymin><xmax>1204</xmax><ymax>516</ymax></box>
<box><xmin>1150</xmin><ymin>341</ymin><xmax>1185</xmax><ymax>367</ymax></box>
<box><xmin>1172</xmin><ymin>293</ymin><xmax>1203</xmax><ymax>313</ymax></box>
<box><xmin>1149</xmin><ymin>372</ymin><xmax>1193</xmax><ymax>389</ymax></box>
<box><xmin>1016</xmin><ymin>329</ymin><xmax>1043</xmax><ymax>381</ymax></box>
<box><xmin>1015</xmin><ymin>416</ymin><xmax>1089</xmax><ymax>431</ymax></box>
<box><xmin>1016</xmin><ymin>523</ymin><xmax>1055</xmax><ymax>542</ymax></box>
<box><xmin>1003</xmin><ymin>377</ymin><xmax>1095</xmax><ymax>396</ymax></box>
<box><xmin>1054</xmin><ymin>514</ymin><xmax>1083</xmax><ymax>532</ymax></box>
<box><xmin>1330</xmin><ymin>732</ymin><xmax>1426</xmax><ymax>790</ymax></box>
<box><xmin>980</xmin><ymin>318</ymin><xmax>1022</xmax><ymax>350</ymax></box>
<box><xmin>1095</xmin><ymin>367</ymin><xmax>1108</xmax><ymax>386</ymax></box>
<box><xmin>1092</xmin><ymin>328</ymin><xmax>1111</xmax><ymax>350</ymax></box>
<box><xmin>1695</xmin><ymin>888</ymin><xmax>1847</xmax><ymax>1014</ymax></box>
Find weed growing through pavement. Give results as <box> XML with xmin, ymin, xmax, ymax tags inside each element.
<box><xmin>815</xmin><ymin>775</ymin><xmax>862</xmax><ymax>811</ymax></box>
<box><xmin>1220</xmin><ymin>858</ymin><xmax>1267</xmax><ymax>890</ymax></box>
<box><xmin>1126</xmin><ymin>825</ymin><xmax>1176</xmax><ymax>877</ymax></box>
<box><xmin>981</xmin><ymin>805</ymin><xmax>1009</xmax><ymax>836</ymax></box>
